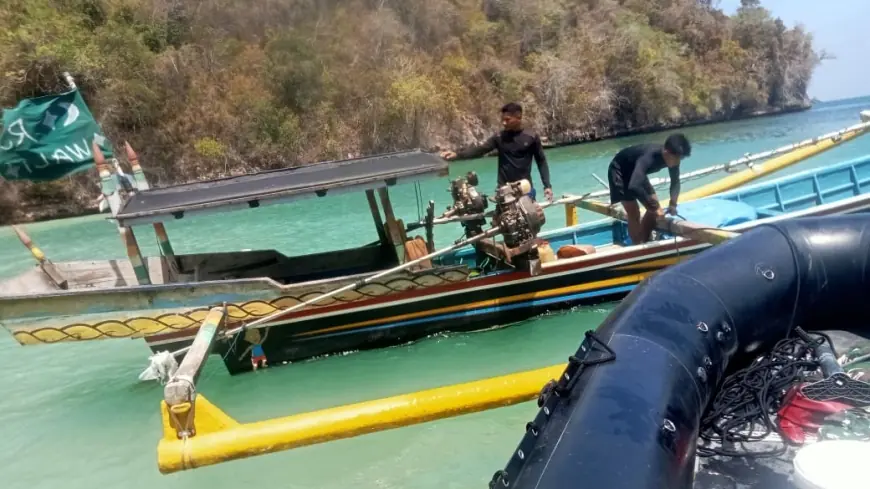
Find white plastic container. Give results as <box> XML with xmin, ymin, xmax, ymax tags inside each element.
<box><xmin>538</xmin><ymin>241</ymin><xmax>556</xmax><ymax>263</ymax></box>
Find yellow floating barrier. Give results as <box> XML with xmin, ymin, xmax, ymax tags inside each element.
<box><xmin>158</xmin><ymin>365</ymin><xmax>565</xmax><ymax>473</ymax></box>
<box><xmin>675</xmin><ymin>125</ymin><xmax>868</xmax><ymax>203</ymax></box>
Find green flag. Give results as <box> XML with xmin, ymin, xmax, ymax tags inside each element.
<box><xmin>0</xmin><ymin>88</ymin><xmax>113</xmax><ymax>181</ymax></box>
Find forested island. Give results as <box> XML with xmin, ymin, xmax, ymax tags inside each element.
<box><xmin>0</xmin><ymin>0</ymin><xmax>823</xmax><ymax>224</ymax></box>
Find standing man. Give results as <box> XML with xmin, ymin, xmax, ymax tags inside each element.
<box><xmin>607</xmin><ymin>134</ymin><xmax>692</xmax><ymax>244</ymax></box>
<box><xmin>440</xmin><ymin>103</ymin><xmax>553</xmax><ymax>202</ymax></box>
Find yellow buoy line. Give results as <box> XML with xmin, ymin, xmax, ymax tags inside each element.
<box><xmin>156</xmin><ymin>119</ymin><xmax>870</xmax><ymax>474</ymax></box>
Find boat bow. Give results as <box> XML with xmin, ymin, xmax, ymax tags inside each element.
<box><xmin>493</xmin><ymin>214</ymin><xmax>870</xmax><ymax>489</ymax></box>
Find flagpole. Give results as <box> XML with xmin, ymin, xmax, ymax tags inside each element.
<box><xmin>62</xmin><ymin>72</ymin><xmax>77</xmax><ymax>91</ymax></box>
<box><xmin>59</xmin><ymin>69</ymin><xmax>152</xmax><ymax>286</ymax></box>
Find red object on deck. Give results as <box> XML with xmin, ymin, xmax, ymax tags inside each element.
<box><xmin>557</xmin><ymin>244</ymin><xmax>597</xmax><ymax>259</ymax></box>
<box><xmin>777</xmin><ymin>384</ymin><xmax>853</xmax><ymax>444</ymax></box>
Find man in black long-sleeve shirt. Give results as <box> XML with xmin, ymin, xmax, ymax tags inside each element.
<box><xmin>441</xmin><ymin>103</ymin><xmax>553</xmax><ymax>202</ymax></box>
<box><xmin>607</xmin><ymin>134</ymin><xmax>692</xmax><ymax>244</ymax></box>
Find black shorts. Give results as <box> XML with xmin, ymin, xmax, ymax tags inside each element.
<box><xmin>607</xmin><ymin>161</ymin><xmax>638</xmax><ymax>204</ymax></box>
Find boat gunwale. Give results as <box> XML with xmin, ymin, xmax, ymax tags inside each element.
<box><xmin>540</xmin><ymin>153</ymin><xmax>870</xmax><ymax>269</ymax></box>
<box><xmin>0</xmin><ymin>261</ymin><xmax>473</xmax><ymax>304</ymax></box>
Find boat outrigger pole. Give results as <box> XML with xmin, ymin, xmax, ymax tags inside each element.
<box><xmin>10</xmin><ymin>225</ymin><xmax>68</xmax><ymax>289</ymax></box>
<box><xmin>157</xmin><ymin>214</ymin><xmax>743</xmax><ymax>473</ymax></box>
<box><xmin>570</xmin><ymin>198</ymin><xmax>738</xmax><ymax>245</ymax></box>
<box><xmin>158</xmin><ymin>362</ymin><xmax>568</xmax><ymax>474</ymax></box>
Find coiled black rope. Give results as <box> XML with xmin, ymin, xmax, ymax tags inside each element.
<box><xmin>697</xmin><ymin>329</ymin><xmax>830</xmax><ymax>458</ymax></box>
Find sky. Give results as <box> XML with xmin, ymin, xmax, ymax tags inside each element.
<box><xmin>718</xmin><ymin>0</ymin><xmax>870</xmax><ymax>101</ymax></box>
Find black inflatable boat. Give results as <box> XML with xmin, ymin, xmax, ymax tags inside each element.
<box><xmin>491</xmin><ymin>215</ymin><xmax>870</xmax><ymax>489</ymax></box>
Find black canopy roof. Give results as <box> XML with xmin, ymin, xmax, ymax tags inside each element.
<box><xmin>115</xmin><ymin>150</ymin><xmax>448</xmax><ymax>226</ymax></box>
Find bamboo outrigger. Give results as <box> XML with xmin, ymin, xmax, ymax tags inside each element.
<box><xmin>163</xmin><ymin>307</ymin><xmax>227</xmax><ymax>440</ymax></box>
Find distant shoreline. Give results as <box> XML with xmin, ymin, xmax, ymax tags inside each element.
<box><xmin>533</xmin><ymin>103</ymin><xmax>813</xmax><ymax>150</ymax></box>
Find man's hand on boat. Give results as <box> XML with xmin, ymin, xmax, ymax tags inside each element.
<box><xmin>440</xmin><ymin>150</ymin><xmax>457</xmax><ymax>161</ymax></box>
<box><xmin>654</xmin><ymin>205</ymin><xmax>677</xmax><ymax>217</ymax></box>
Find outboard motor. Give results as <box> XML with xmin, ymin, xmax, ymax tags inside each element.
<box><xmin>442</xmin><ymin>175</ymin><xmax>547</xmax><ymax>274</ymax></box>
<box><xmin>444</xmin><ymin>171</ymin><xmax>488</xmax><ymax>238</ymax></box>
<box><xmin>449</xmin><ymin>171</ymin><xmax>487</xmax><ymax>216</ymax></box>
<box><xmin>492</xmin><ymin>179</ymin><xmax>546</xmax><ymax>253</ymax></box>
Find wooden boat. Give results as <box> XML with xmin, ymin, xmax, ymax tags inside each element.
<box><xmin>154</xmin><ymin>212</ymin><xmax>870</xmax><ymax>475</ymax></box>
<box><xmin>148</xmin><ymin>151</ymin><xmax>870</xmax><ymax>374</ymax></box>
<box><xmin>2</xmin><ymin>130</ymin><xmax>869</xmax><ymax>375</ymax></box>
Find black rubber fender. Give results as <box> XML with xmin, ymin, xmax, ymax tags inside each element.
<box><xmin>492</xmin><ymin>214</ymin><xmax>870</xmax><ymax>489</ymax></box>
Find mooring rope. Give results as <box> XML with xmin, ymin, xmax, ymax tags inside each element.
<box><xmin>697</xmin><ymin>330</ymin><xmax>829</xmax><ymax>458</ymax></box>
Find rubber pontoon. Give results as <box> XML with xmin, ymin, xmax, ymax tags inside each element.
<box><xmin>492</xmin><ymin>214</ymin><xmax>870</xmax><ymax>489</ymax></box>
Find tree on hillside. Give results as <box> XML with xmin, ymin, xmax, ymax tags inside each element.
<box><xmin>0</xmin><ymin>0</ymin><xmax>823</xmax><ymax>224</ymax></box>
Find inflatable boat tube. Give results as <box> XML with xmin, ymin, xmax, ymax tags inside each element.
<box><xmin>492</xmin><ymin>214</ymin><xmax>870</xmax><ymax>489</ymax></box>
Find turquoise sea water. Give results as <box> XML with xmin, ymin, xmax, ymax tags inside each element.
<box><xmin>1</xmin><ymin>97</ymin><xmax>869</xmax><ymax>489</ymax></box>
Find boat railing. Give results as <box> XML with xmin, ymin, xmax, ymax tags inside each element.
<box><xmin>568</xmin><ymin>197</ymin><xmax>737</xmax><ymax>245</ymax></box>
<box><xmin>732</xmin><ymin>156</ymin><xmax>870</xmax><ymax>216</ymax></box>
